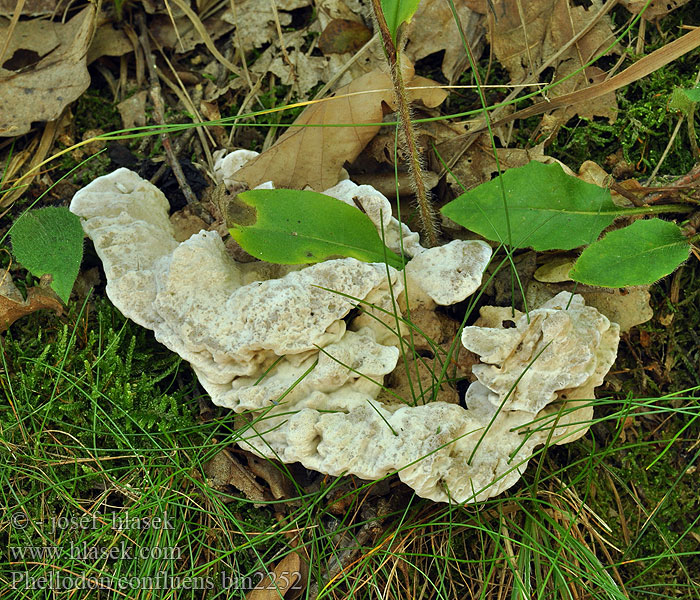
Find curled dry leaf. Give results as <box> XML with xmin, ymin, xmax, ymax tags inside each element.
<box><xmin>203</xmin><ymin>448</ymin><xmax>267</xmax><ymax>503</ymax></box>
<box><xmin>86</xmin><ymin>23</ymin><xmax>133</xmax><ymax>64</ymax></box>
<box><xmin>235</xmin><ymin>66</ymin><xmax>447</xmax><ymax>191</ymax></box>
<box><xmin>0</xmin><ymin>5</ymin><xmax>96</xmax><ymax>137</ymax></box>
<box><xmin>0</xmin><ymin>273</ymin><xmax>63</xmax><ymax>333</ymax></box>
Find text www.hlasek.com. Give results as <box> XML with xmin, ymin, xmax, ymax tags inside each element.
<box><xmin>10</xmin><ymin>541</ymin><xmax>180</xmax><ymax>561</ymax></box>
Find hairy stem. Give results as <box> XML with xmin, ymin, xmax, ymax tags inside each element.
<box><xmin>371</xmin><ymin>0</ymin><xmax>439</xmax><ymax>247</ymax></box>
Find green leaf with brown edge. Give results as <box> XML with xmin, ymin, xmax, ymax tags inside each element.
<box><xmin>441</xmin><ymin>161</ymin><xmax>622</xmax><ymax>251</ymax></box>
<box><xmin>570</xmin><ymin>218</ymin><xmax>689</xmax><ymax>287</ymax></box>
<box><xmin>11</xmin><ymin>206</ymin><xmax>84</xmax><ymax>303</ymax></box>
<box><xmin>380</xmin><ymin>0</ymin><xmax>421</xmax><ymax>42</ymax></box>
<box><xmin>229</xmin><ymin>189</ymin><xmax>404</xmax><ymax>269</ymax></box>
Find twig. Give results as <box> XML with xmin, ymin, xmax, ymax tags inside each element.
<box><xmin>137</xmin><ymin>12</ymin><xmax>197</xmax><ymax>205</ymax></box>
<box><xmin>643</xmin><ymin>162</ymin><xmax>700</xmax><ymax>205</ymax></box>
<box><xmin>149</xmin><ymin>128</ymin><xmax>197</xmax><ymax>186</ymax></box>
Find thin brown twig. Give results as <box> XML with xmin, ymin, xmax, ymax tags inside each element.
<box><xmin>137</xmin><ymin>12</ymin><xmax>197</xmax><ymax>206</ymax></box>
<box><xmin>643</xmin><ymin>162</ymin><xmax>700</xmax><ymax>204</ymax></box>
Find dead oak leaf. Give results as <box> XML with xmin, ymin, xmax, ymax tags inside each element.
<box><xmin>0</xmin><ymin>273</ymin><xmax>63</xmax><ymax>333</ymax></box>
<box><xmin>404</xmin><ymin>0</ymin><xmax>483</xmax><ymax>82</ymax></box>
<box><xmin>222</xmin><ymin>0</ymin><xmax>311</xmax><ymax>51</ymax></box>
<box><xmin>235</xmin><ymin>67</ymin><xmax>447</xmax><ymax>191</ymax></box>
<box><xmin>482</xmin><ymin>0</ymin><xmax>619</xmax><ymax>120</ymax></box>
<box><xmin>0</xmin><ymin>5</ymin><xmax>96</xmax><ymax>137</ymax></box>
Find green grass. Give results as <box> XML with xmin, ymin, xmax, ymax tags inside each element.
<box><xmin>0</xmin><ymin>271</ymin><xmax>697</xmax><ymax>599</ymax></box>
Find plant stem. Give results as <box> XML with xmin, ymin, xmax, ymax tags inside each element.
<box><xmin>687</xmin><ymin>105</ymin><xmax>699</xmax><ymax>160</ymax></box>
<box><xmin>370</xmin><ymin>0</ymin><xmax>439</xmax><ymax>247</ymax></box>
<box><xmin>614</xmin><ymin>204</ymin><xmax>694</xmax><ymax>216</ymax></box>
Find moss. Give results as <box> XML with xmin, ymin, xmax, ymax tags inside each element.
<box><xmin>74</xmin><ymin>88</ymin><xmax>121</xmax><ymax>133</ymax></box>
<box><xmin>0</xmin><ymin>298</ymin><xmax>200</xmax><ymax>499</ymax></box>
<box><xmin>548</xmin><ymin>58</ymin><xmax>699</xmax><ymax>176</ymax></box>
<box><xmin>0</xmin><ymin>298</ymin><xmax>281</xmax><ymax>588</ymax></box>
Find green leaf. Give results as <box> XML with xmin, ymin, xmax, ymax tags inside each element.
<box><xmin>380</xmin><ymin>0</ymin><xmax>421</xmax><ymax>42</ymax></box>
<box><xmin>11</xmin><ymin>206</ymin><xmax>84</xmax><ymax>303</ymax></box>
<box><xmin>441</xmin><ymin>161</ymin><xmax>621</xmax><ymax>251</ymax></box>
<box><xmin>669</xmin><ymin>84</ymin><xmax>700</xmax><ymax>115</ymax></box>
<box><xmin>682</xmin><ymin>83</ymin><xmax>700</xmax><ymax>103</ymax></box>
<box><xmin>570</xmin><ymin>218</ymin><xmax>689</xmax><ymax>287</ymax></box>
<box><xmin>229</xmin><ymin>189</ymin><xmax>404</xmax><ymax>269</ymax></box>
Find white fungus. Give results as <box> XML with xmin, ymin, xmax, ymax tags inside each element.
<box><xmin>69</xmin><ymin>154</ymin><xmax>619</xmax><ymax>503</ymax></box>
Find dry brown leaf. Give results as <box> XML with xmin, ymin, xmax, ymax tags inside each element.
<box><xmin>404</xmin><ymin>0</ymin><xmax>483</xmax><ymax>81</ymax></box>
<box><xmin>484</xmin><ymin>0</ymin><xmax>619</xmax><ymax>121</ymax></box>
<box><xmin>576</xmin><ymin>159</ymin><xmax>635</xmax><ymax>207</ymax></box>
<box><xmin>447</xmin><ymin>134</ymin><xmax>546</xmax><ymax>190</ymax></box>
<box><xmin>246</xmin><ymin>455</ymin><xmax>295</xmax><ymax>500</ymax></box>
<box><xmin>1</xmin><ymin>108</ymin><xmax>67</xmax><ymax>207</ymax></box>
<box><xmin>222</xmin><ymin>0</ymin><xmax>311</xmax><ymax>51</ymax></box>
<box><xmin>117</xmin><ymin>90</ymin><xmax>148</xmax><ymax>130</ymax></box>
<box><xmin>87</xmin><ymin>23</ymin><xmax>133</xmax><ymax>64</ymax></box>
<box><xmin>468</xmin><ymin>24</ymin><xmax>700</xmax><ymax>134</ymax></box>
<box><xmin>318</xmin><ymin>18</ymin><xmax>372</xmax><ymax>55</ymax></box>
<box><xmin>0</xmin><ymin>273</ymin><xmax>63</xmax><ymax>333</ymax></box>
<box><xmin>203</xmin><ymin>448</ymin><xmax>267</xmax><ymax>503</ymax></box>
<box><xmin>251</xmin><ymin>32</ymin><xmax>330</xmax><ymax>98</ymax></box>
<box><xmin>150</xmin><ymin>12</ymin><xmax>235</xmax><ymax>53</ymax></box>
<box><xmin>0</xmin><ymin>5</ymin><xmax>96</xmax><ymax>137</ymax></box>
<box><xmin>199</xmin><ymin>99</ymin><xmax>227</xmax><ymax>146</ymax></box>
<box><xmin>245</xmin><ymin>552</ymin><xmax>305</xmax><ymax>600</ymax></box>
<box><xmin>620</xmin><ymin>0</ymin><xmax>691</xmax><ymax>20</ymax></box>
<box><xmin>0</xmin><ymin>0</ymin><xmax>56</xmax><ymax>17</ymax></box>
<box><xmin>235</xmin><ymin>67</ymin><xmax>447</xmax><ymax>191</ymax></box>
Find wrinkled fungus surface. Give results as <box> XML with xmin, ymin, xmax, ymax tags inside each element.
<box><xmin>70</xmin><ymin>153</ymin><xmax>619</xmax><ymax>503</ymax></box>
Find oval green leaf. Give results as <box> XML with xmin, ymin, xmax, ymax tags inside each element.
<box><xmin>441</xmin><ymin>161</ymin><xmax>622</xmax><ymax>251</ymax></box>
<box><xmin>380</xmin><ymin>0</ymin><xmax>421</xmax><ymax>42</ymax></box>
<box><xmin>11</xmin><ymin>206</ymin><xmax>84</xmax><ymax>303</ymax></box>
<box><xmin>570</xmin><ymin>218</ymin><xmax>689</xmax><ymax>288</ymax></box>
<box><xmin>229</xmin><ymin>188</ymin><xmax>404</xmax><ymax>269</ymax></box>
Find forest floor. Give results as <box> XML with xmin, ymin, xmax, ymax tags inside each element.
<box><xmin>1</xmin><ymin>1</ymin><xmax>699</xmax><ymax>598</ymax></box>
